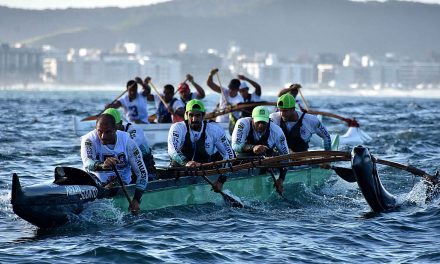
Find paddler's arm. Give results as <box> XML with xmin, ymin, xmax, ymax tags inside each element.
<box><xmin>213</xmin><ymin>124</ymin><xmax>235</xmax><ymax>161</ymax></box>
<box><xmin>278</xmin><ymin>83</ymin><xmax>301</xmax><ymax>97</ymax></box>
<box><xmin>138</xmin><ymin>76</ymin><xmax>154</xmax><ymax>101</ymax></box>
<box><xmin>272</xmin><ymin>125</ymin><xmax>290</xmax><ymax>193</ymax></box>
<box><xmin>238</xmin><ymin>74</ymin><xmax>261</xmax><ymax>96</ymax></box>
<box><xmin>187</xmin><ymin>74</ymin><xmax>206</xmax><ymax>99</ymax></box>
<box><xmin>206</xmin><ymin>68</ymin><xmax>221</xmax><ymax>93</ymax></box>
<box><xmin>127</xmin><ymin>139</ymin><xmax>148</xmax><ymax>213</ymax></box>
<box><xmin>311</xmin><ymin>116</ymin><xmax>332</xmax><ymax>151</ymax></box>
<box><xmin>105</xmin><ymin>100</ymin><xmax>122</xmax><ymax>109</ymax></box>
<box><xmin>167</xmin><ymin>123</ymin><xmax>188</xmax><ymax>166</ymax></box>
<box><xmin>231</xmin><ymin>118</ymin><xmax>252</xmax><ymax>154</ymax></box>
<box><xmin>80</xmin><ymin>138</ymin><xmax>101</xmax><ymax>172</ymax></box>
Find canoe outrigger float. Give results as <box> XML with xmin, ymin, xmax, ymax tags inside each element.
<box><xmin>11</xmin><ymin>151</ymin><xmax>354</xmax><ymax>228</ymax></box>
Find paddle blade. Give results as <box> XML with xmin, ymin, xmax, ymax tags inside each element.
<box><xmin>221</xmin><ymin>189</ymin><xmax>244</xmax><ymax>208</ymax></box>
<box><xmin>332</xmin><ymin>166</ymin><xmax>356</xmax><ymax>182</ymax></box>
<box><xmin>81</xmin><ymin>115</ymin><xmax>99</xmax><ymax>121</ymax></box>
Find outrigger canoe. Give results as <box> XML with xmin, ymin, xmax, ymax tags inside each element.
<box><xmin>11</xmin><ymin>151</ymin><xmax>352</xmax><ymax>228</ymax></box>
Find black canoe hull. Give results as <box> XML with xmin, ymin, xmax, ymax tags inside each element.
<box><xmin>11</xmin><ymin>168</ymin><xmax>101</xmax><ymax>228</ymax></box>
<box><xmin>352</xmin><ymin>146</ymin><xmax>397</xmax><ymax>212</ymax></box>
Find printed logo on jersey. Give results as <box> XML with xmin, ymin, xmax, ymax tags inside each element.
<box><xmin>85</xmin><ymin>139</ymin><xmax>93</xmax><ymax>157</ymax></box>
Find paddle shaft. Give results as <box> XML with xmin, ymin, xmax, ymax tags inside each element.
<box><xmin>216</xmin><ymin>72</ymin><xmax>228</xmax><ymax>104</ymax></box>
<box><xmin>148</xmin><ymin>81</ymin><xmax>174</xmax><ymax>115</ymax></box>
<box><xmin>112</xmin><ymin>166</ymin><xmax>133</xmax><ymax>205</ymax></box>
<box><xmin>200</xmin><ymin>175</ymin><xmax>243</xmax><ymax>208</ymax></box>
<box><xmin>374</xmin><ymin>158</ymin><xmax>437</xmax><ymax>180</ymax></box>
<box><xmin>298</xmin><ymin>88</ymin><xmax>310</xmax><ymax>111</ymax></box>
<box><xmin>81</xmin><ymin>89</ymin><xmax>128</xmax><ymax>121</ymax></box>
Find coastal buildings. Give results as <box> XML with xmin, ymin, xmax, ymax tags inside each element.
<box><xmin>1</xmin><ymin>42</ymin><xmax>439</xmax><ymax>90</ymax></box>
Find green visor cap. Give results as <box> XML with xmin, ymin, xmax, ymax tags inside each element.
<box><xmin>277</xmin><ymin>93</ymin><xmax>296</xmax><ymax>109</ymax></box>
<box><xmin>252</xmin><ymin>106</ymin><xmax>270</xmax><ymax>123</ymax></box>
<box><xmin>186</xmin><ymin>99</ymin><xmax>206</xmax><ymax>113</ymax></box>
<box><xmin>103</xmin><ymin>108</ymin><xmax>122</xmax><ymax>124</ymax></box>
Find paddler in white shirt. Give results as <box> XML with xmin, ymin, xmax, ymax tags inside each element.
<box><xmin>207</xmin><ymin>68</ymin><xmax>244</xmax><ymax>134</ymax></box>
<box><xmin>237</xmin><ymin>74</ymin><xmax>262</xmax><ymax>118</ymax></box>
<box><xmin>231</xmin><ymin>106</ymin><xmax>289</xmax><ymax>194</ymax></box>
<box><xmin>167</xmin><ymin>99</ymin><xmax>235</xmax><ymax>192</ymax></box>
<box><xmin>231</xmin><ymin>106</ymin><xmax>289</xmax><ymax>157</ymax></box>
<box><xmin>103</xmin><ymin>108</ymin><xmax>157</xmax><ymax>181</ymax></box>
<box><xmin>106</xmin><ymin>80</ymin><xmax>150</xmax><ymax>124</ymax></box>
<box><xmin>270</xmin><ymin>93</ymin><xmax>332</xmax><ymax>152</ymax></box>
<box><xmin>80</xmin><ymin>113</ymin><xmax>148</xmax><ymax>214</ymax></box>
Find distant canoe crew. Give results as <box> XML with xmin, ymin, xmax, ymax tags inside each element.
<box><xmin>207</xmin><ymin>68</ymin><xmax>244</xmax><ymax>127</ymax></box>
<box><xmin>80</xmin><ymin>113</ymin><xmax>148</xmax><ymax>213</ymax></box>
<box><xmin>270</xmin><ymin>93</ymin><xmax>331</xmax><ymax>152</ymax></box>
<box><xmin>237</xmin><ymin>74</ymin><xmax>262</xmax><ymax>118</ymax></box>
<box><xmin>141</xmin><ymin>77</ymin><xmax>185</xmax><ymax>123</ymax></box>
<box><xmin>178</xmin><ymin>74</ymin><xmax>206</xmax><ymax>105</ymax></box>
<box><xmin>168</xmin><ymin>99</ymin><xmax>235</xmax><ymax>192</ymax></box>
<box><xmin>103</xmin><ymin>108</ymin><xmax>157</xmax><ymax>181</ymax></box>
<box><xmin>106</xmin><ymin>80</ymin><xmax>150</xmax><ymax>124</ymax></box>
<box><xmin>232</xmin><ymin>106</ymin><xmax>289</xmax><ymax>157</ymax></box>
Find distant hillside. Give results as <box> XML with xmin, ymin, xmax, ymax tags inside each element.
<box><xmin>1</xmin><ymin>0</ymin><xmax>439</xmax><ymax>58</ymax></box>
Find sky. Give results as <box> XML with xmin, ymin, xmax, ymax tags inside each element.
<box><xmin>0</xmin><ymin>0</ymin><xmax>439</xmax><ymax>10</ymax></box>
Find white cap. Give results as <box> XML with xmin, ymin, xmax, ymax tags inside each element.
<box><xmin>239</xmin><ymin>81</ymin><xmax>249</xmax><ymax>89</ymax></box>
<box><xmin>284</xmin><ymin>82</ymin><xmax>294</xmax><ymax>88</ymax></box>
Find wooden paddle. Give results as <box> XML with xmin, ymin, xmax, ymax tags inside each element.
<box><xmin>268</xmin><ymin>168</ymin><xmax>296</xmax><ymax>204</ymax></box>
<box><xmin>216</xmin><ymin>72</ymin><xmax>227</xmax><ymax>104</ymax></box>
<box><xmin>148</xmin><ymin>81</ymin><xmax>184</xmax><ymax>123</ymax></box>
<box><xmin>320</xmin><ymin>156</ymin><xmax>438</xmax><ymax>184</ymax></box>
<box><xmin>298</xmin><ymin>88</ymin><xmax>310</xmax><ymax>111</ymax></box>
<box><xmin>205</xmin><ymin>101</ymin><xmax>277</xmax><ymax>120</ymax></box>
<box><xmin>112</xmin><ymin>166</ymin><xmax>134</xmax><ymax>212</ymax></box>
<box><xmin>200</xmin><ymin>175</ymin><xmax>244</xmax><ymax>208</ymax></box>
<box><xmin>81</xmin><ymin>89</ymin><xmax>128</xmax><ymax>121</ymax></box>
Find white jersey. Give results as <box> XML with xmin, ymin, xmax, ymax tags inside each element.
<box><xmin>124</xmin><ymin>123</ymin><xmax>151</xmax><ymax>155</ymax></box>
<box><xmin>270</xmin><ymin>111</ymin><xmax>331</xmax><ymax>150</ymax></box>
<box><xmin>231</xmin><ymin>117</ymin><xmax>289</xmax><ymax>155</ymax></box>
<box><xmin>81</xmin><ymin>130</ymin><xmax>148</xmax><ymax>191</ymax></box>
<box><xmin>216</xmin><ymin>87</ymin><xmax>244</xmax><ymax>123</ymax></box>
<box><xmin>168</xmin><ymin>121</ymin><xmax>235</xmax><ymax>166</ymax></box>
<box><xmin>119</xmin><ymin>92</ymin><xmax>149</xmax><ymax>123</ymax></box>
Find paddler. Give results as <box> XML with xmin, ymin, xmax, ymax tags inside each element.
<box><xmin>103</xmin><ymin>108</ymin><xmax>157</xmax><ymax>181</ymax></box>
<box><xmin>167</xmin><ymin>99</ymin><xmax>235</xmax><ymax>192</ymax></box>
<box><xmin>178</xmin><ymin>74</ymin><xmax>206</xmax><ymax>105</ymax></box>
<box><xmin>106</xmin><ymin>80</ymin><xmax>150</xmax><ymax>124</ymax></box>
<box><xmin>231</xmin><ymin>105</ymin><xmax>289</xmax><ymax>193</ymax></box>
<box><xmin>207</xmin><ymin>68</ymin><xmax>244</xmax><ymax>133</ymax></box>
<box><xmin>80</xmin><ymin>113</ymin><xmax>148</xmax><ymax>214</ymax></box>
<box><xmin>270</xmin><ymin>93</ymin><xmax>331</xmax><ymax>152</ymax></box>
<box><xmin>237</xmin><ymin>74</ymin><xmax>262</xmax><ymax>117</ymax></box>
<box><xmin>138</xmin><ymin>77</ymin><xmax>185</xmax><ymax>123</ymax></box>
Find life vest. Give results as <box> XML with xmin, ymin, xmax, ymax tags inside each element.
<box><xmin>157</xmin><ymin>98</ymin><xmax>177</xmax><ymax>123</ymax></box>
<box><xmin>180</xmin><ymin>120</ymin><xmax>222</xmax><ymax>164</ymax></box>
<box><xmin>280</xmin><ymin>111</ymin><xmax>309</xmax><ymax>152</ymax></box>
<box><xmin>245</xmin><ymin>120</ymin><xmax>273</xmax><ymax>156</ymax></box>
<box><xmin>241</xmin><ymin>95</ymin><xmax>254</xmax><ymax>118</ymax></box>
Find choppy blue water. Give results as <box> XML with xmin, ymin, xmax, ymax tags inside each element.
<box><xmin>1</xmin><ymin>89</ymin><xmax>440</xmax><ymax>263</ymax></box>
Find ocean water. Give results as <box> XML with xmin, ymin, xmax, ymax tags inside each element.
<box><xmin>1</xmin><ymin>89</ymin><xmax>440</xmax><ymax>263</ymax></box>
